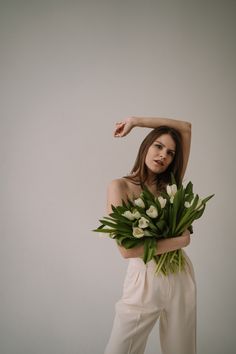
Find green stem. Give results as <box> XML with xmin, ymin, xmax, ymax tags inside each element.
<box><xmin>155</xmin><ymin>252</ymin><xmax>168</xmax><ymax>275</ymax></box>
<box><xmin>169</xmin><ymin>250</ymin><xmax>177</xmax><ymax>263</ymax></box>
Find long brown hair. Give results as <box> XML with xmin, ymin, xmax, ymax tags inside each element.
<box><xmin>124</xmin><ymin>126</ymin><xmax>184</xmax><ymax>191</ymax></box>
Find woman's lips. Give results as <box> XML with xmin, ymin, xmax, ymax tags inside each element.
<box><xmin>154</xmin><ymin>160</ymin><xmax>164</xmax><ymax>166</ymax></box>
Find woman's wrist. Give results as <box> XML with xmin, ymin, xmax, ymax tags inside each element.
<box><xmin>129</xmin><ymin>116</ymin><xmax>143</xmax><ymax>128</ymax></box>
<box><xmin>126</xmin><ymin>116</ymin><xmax>137</xmax><ymax>128</ymax></box>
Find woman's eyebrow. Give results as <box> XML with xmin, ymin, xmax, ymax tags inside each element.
<box><xmin>155</xmin><ymin>140</ymin><xmax>176</xmax><ymax>153</ymax></box>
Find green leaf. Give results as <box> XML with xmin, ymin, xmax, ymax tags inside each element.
<box><xmin>92</xmin><ymin>224</ymin><xmax>106</xmax><ymax>231</ymax></box>
<box><xmin>142</xmin><ymin>185</ymin><xmax>156</xmax><ymax>203</ymax></box>
<box><xmin>147</xmin><ymin>221</ymin><xmax>159</xmax><ymax>232</ymax></box>
<box><xmin>116</xmin><ymin>236</ymin><xmax>129</xmax><ymax>246</ymax></box>
<box><xmin>201</xmin><ymin>194</ymin><xmax>215</xmax><ymax>204</ymax></box>
<box><xmin>154</xmin><ymin>197</ymin><xmax>163</xmax><ymax>215</ymax></box>
<box><xmin>171</xmin><ymin>186</ymin><xmax>183</xmax><ymax>234</ymax></box>
<box><xmin>143</xmin><ymin>238</ymin><xmax>156</xmax><ymax>263</ymax></box>
<box><xmin>113</xmin><ymin>225</ymin><xmax>132</xmax><ymax>233</ymax></box>
<box><xmin>116</xmin><ymin>205</ymin><xmax>130</xmax><ymax>213</ymax></box>
<box><xmin>185</xmin><ymin>181</ymin><xmax>193</xmax><ymax>196</ymax></box>
<box><xmin>156</xmin><ymin>220</ymin><xmax>167</xmax><ymax>233</ymax></box>
<box><xmin>103</xmin><ymin>216</ymin><xmax>118</xmax><ymax>222</ymax></box>
<box><xmin>168</xmin><ymin>204</ymin><xmax>173</xmax><ymax>228</ymax></box>
<box><xmin>99</xmin><ymin>220</ymin><xmax>117</xmax><ymax>228</ymax></box>
<box><xmin>175</xmin><ymin>194</ymin><xmax>200</xmax><ymax>233</ymax></box>
<box><xmin>190</xmin><ymin>194</ymin><xmax>199</xmax><ymax>210</ymax></box>
<box><xmin>109</xmin><ymin>214</ymin><xmax>133</xmax><ymax>225</ymax></box>
<box><xmin>121</xmin><ymin>238</ymin><xmax>144</xmax><ymax>249</ymax></box>
<box><xmin>193</xmin><ymin>205</ymin><xmax>206</xmax><ymax>220</ymax></box>
<box><xmin>93</xmin><ymin>228</ymin><xmax>117</xmax><ymax>233</ymax></box>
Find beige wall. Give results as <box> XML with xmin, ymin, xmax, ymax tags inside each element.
<box><xmin>1</xmin><ymin>0</ymin><xmax>235</xmax><ymax>353</ymax></box>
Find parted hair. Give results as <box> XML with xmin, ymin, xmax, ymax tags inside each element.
<box><xmin>124</xmin><ymin>126</ymin><xmax>184</xmax><ymax>192</ymax></box>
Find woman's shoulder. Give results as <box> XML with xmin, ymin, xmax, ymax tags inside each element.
<box><xmin>107</xmin><ymin>177</ymin><xmax>129</xmax><ymax>191</ymax></box>
<box><xmin>107</xmin><ymin>177</ymin><xmax>141</xmax><ymax>200</ymax></box>
<box><xmin>106</xmin><ymin>178</ymin><xmax>129</xmax><ymax>204</ymax></box>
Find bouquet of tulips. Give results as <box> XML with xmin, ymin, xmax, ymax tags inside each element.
<box><xmin>93</xmin><ymin>175</ymin><xmax>214</xmax><ymax>275</ymax></box>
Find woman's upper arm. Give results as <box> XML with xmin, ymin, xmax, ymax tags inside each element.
<box><xmin>106</xmin><ymin>179</ymin><xmax>130</xmax><ymax>258</ymax></box>
<box><xmin>180</xmin><ymin>122</ymin><xmax>192</xmax><ymax>180</ymax></box>
<box><xmin>106</xmin><ymin>179</ymin><xmax>127</xmax><ymax>214</ymax></box>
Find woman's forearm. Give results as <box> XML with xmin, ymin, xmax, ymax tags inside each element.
<box><xmin>118</xmin><ymin>233</ymin><xmax>190</xmax><ymax>259</ymax></box>
<box><xmin>155</xmin><ymin>234</ymin><xmax>190</xmax><ymax>255</ymax></box>
<box><xmin>131</xmin><ymin>116</ymin><xmax>191</xmax><ymax>132</ymax></box>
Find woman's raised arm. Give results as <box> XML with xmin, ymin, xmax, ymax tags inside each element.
<box><xmin>114</xmin><ymin>116</ymin><xmax>192</xmax><ymax>179</ymax></box>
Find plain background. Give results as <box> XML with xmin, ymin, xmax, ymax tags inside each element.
<box><xmin>1</xmin><ymin>0</ymin><xmax>235</xmax><ymax>353</ymax></box>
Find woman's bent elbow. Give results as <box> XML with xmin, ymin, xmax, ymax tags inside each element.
<box><xmin>117</xmin><ymin>245</ymin><xmax>142</xmax><ymax>259</ymax></box>
<box><xmin>118</xmin><ymin>245</ymin><xmax>130</xmax><ymax>258</ymax></box>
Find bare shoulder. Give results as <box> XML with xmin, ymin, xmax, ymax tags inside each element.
<box><xmin>106</xmin><ymin>178</ymin><xmax>129</xmax><ymax>213</ymax></box>
<box><xmin>107</xmin><ymin>178</ymin><xmax>128</xmax><ymax>195</ymax></box>
<box><xmin>109</xmin><ymin>177</ymin><xmax>142</xmax><ymax>200</ymax></box>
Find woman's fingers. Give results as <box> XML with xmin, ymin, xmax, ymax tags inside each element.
<box><xmin>113</xmin><ymin>118</ymin><xmax>134</xmax><ymax>137</ymax></box>
<box><xmin>114</xmin><ymin>122</ymin><xmax>126</xmax><ymax>137</ymax></box>
<box><xmin>182</xmin><ymin>230</ymin><xmax>191</xmax><ymax>246</ymax></box>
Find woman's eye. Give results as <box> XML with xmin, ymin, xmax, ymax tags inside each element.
<box><xmin>154</xmin><ymin>144</ymin><xmax>162</xmax><ymax>149</ymax></box>
<box><xmin>168</xmin><ymin>151</ymin><xmax>175</xmax><ymax>157</ymax></box>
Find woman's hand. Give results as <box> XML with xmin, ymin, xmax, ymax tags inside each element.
<box><xmin>113</xmin><ymin>117</ymin><xmax>135</xmax><ymax>137</ymax></box>
<box><xmin>155</xmin><ymin>229</ymin><xmax>191</xmax><ymax>256</ymax></box>
<box><xmin>180</xmin><ymin>228</ymin><xmax>191</xmax><ymax>246</ymax></box>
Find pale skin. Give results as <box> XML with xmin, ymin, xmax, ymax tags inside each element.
<box><xmin>107</xmin><ymin>116</ymin><xmax>192</xmax><ymax>259</ymax></box>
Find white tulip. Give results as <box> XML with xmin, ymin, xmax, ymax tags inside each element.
<box><xmin>158</xmin><ymin>196</ymin><xmax>167</xmax><ymax>209</ymax></box>
<box><xmin>184</xmin><ymin>201</ymin><xmax>192</xmax><ymax>208</ymax></box>
<box><xmin>196</xmin><ymin>198</ymin><xmax>204</xmax><ymax>210</ymax></box>
<box><xmin>132</xmin><ymin>227</ymin><xmax>145</xmax><ymax>238</ymax></box>
<box><xmin>132</xmin><ymin>209</ymin><xmax>141</xmax><ymax>219</ymax></box>
<box><xmin>167</xmin><ymin>184</ymin><xmax>177</xmax><ymax>204</ymax></box>
<box><xmin>184</xmin><ymin>198</ymin><xmax>194</xmax><ymax>208</ymax></box>
<box><xmin>134</xmin><ymin>197</ymin><xmax>145</xmax><ymax>208</ymax></box>
<box><xmin>138</xmin><ymin>217</ymin><xmax>150</xmax><ymax>229</ymax></box>
<box><xmin>184</xmin><ymin>197</ymin><xmax>204</xmax><ymax>210</ymax></box>
<box><xmin>122</xmin><ymin>210</ymin><xmax>136</xmax><ymax>220</ymax></box>
<box><xmin>146</xmin><ymin>205</ymin><xmax>158</xmax><ymax>218</ymax></box>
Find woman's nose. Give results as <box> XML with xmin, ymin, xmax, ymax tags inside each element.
<box><xmin>160</xmin><ymin>151</ymin><xmax>167</xmax><ymax>160</ymax></box>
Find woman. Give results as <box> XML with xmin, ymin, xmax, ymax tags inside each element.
<box><xmin>104</xmin><ymin>116</ymin><xmax>196</xmax><ymax>354</ymax></box>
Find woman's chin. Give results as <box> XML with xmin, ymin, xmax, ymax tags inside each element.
<box><xmin>147</xmin><ymin>166</ymin><xmax>162</xmax><ymax>175</ymax></box>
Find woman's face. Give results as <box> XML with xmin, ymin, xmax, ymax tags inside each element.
<box><xmin>145</xmin><ymin>134</ymin><xmax>176</xmax><ymax>175</ymax></box>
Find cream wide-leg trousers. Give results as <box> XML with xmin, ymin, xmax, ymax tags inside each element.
<box><xmin>104</xmin><ymin>250</ymin><xmax>196</xmax><ymax>354</ymax></box>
